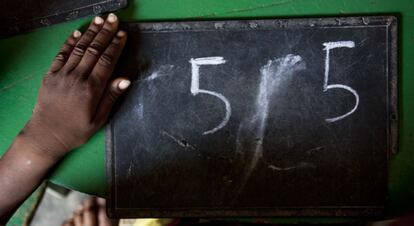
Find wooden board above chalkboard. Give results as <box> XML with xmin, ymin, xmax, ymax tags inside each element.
<box><xmin>0</xmin><ymin>0</ymin><xmax>127</xmax><ymax>36</ymax></box>
<box><xmin>106</xmin><ymin>16</ymin><xmax>398</xmax><ymax>217</ymax></box>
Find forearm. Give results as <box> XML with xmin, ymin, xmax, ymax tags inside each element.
<box><xmin>0</xmin><ymin>134</ymin><xmax>58</xmax><ymax>224</ymax></box>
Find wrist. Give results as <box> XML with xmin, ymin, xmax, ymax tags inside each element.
<box><xmin>17</xmin><ymin>120</ymin><xmax>69</xmax><ymax>162</ymax></box>
<box><xmin>9</xmin><ymin>135</ymin><xmax>60</xmax><ymax>166</ymax></box>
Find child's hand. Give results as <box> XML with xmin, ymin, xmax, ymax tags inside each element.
<box><xmin>21</xmin><ymin>13</ymin><xmax>129</xmax><ymax>160</ymax></box>
<box><xmin>0</xmin><ymin>14</ymin><xmax>131</xmax><ymax>223</ymax></box>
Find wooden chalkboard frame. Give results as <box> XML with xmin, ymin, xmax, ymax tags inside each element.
<box><xmin>1</xmin><ymin>0</ymin><xmax>127</xmax><ymax>36</ymax></box>
<box><xmin>106</xmin><ymin>16</ymin><xmax>398</xmax><ymax>218</ymax></box>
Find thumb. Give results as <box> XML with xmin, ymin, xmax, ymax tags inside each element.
<box><xmin>94</xmin><ymin>77</ymin><xmax>131</xmax><ymax>127</ymax></box>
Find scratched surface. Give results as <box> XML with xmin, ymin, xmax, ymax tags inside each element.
<box><xmin>106</xmin><ymin>17</ymin><xmax>397</xmax><ymax>217</ymax></box>
<box><xmin>0</xmin><ymin>0</ymin><xmax>127</xmax><ymax>36</ymax></box>
<box><xmin>0</xmin><ymin>0</ymin><xmax>413</xmax><ymax>220</ymax></box>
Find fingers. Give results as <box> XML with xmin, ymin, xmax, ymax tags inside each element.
<box><xmin>73</xmin><ymin>205</ymin><xmax>83</xmax><ymax>226</ymax></box>
<box><xmin>76</xmin><ymin>13</ymin><xmax>119</xmax><ymax>76</ymax></box>
<box><xmin>73</xmin><ymin>213</ymin><xmax>83</xmax><ymax>226</ymax></box>
<box><xmin>64</xmin><ymin>16</ymin><xmax>105</xmax><ymax>71</ymax></box>
<box><xmin>96</xmin><ymin>197</ymin><xmax>106</xmax><ymax>206</ymax></box>
<box><xmin>93</xmin><ymin>77</ymin><xmax>131</xmax><ymax>126</ymax></box>
<box><xmin>62</xmin><ymin>219</ymin><xmax>74</xmax><ymax>226</ymax></box>
<box><xmin>82</xmin><ymin>198</ymin><xmax>97</xmax><ymax>226</ymax></box>
<box><xmin>64</xmin><ymin>198</ymin><xmax>102</xmax><ymax>226</ymax></box>
<box><xmin>97</xmin><ymin>198</ymin><xmax>114</xmax><ymax>226</ymax></box>
<box><xmin>88</xmin><ymin>30</ymin><xmax>127</xmax><ymax>91</ymax></box>
<box><xmin>49</xmin><ymin>30</ymin><xmax>81</xmax><ymax>73</ymax></box>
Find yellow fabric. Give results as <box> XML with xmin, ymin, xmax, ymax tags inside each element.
<box><xmin>119</xmin><ymin>218</ymin><xmax>175</xmax><ymax>226</ymax></box>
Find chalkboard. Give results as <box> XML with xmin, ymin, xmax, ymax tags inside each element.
<box><xmin>106</xmin><ymin>16</ymin><xmax>398</xmax><ymax>218</ymax></box>
<box><xmin>0</xmin><ymin>0</ymin><xmax>127</xmax><ymax>36</ymax></box>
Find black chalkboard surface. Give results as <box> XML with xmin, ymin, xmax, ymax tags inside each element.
<box><xmin>0</xmin><ymin>0</ymin><xmax>127</xmax><ymax>36</ymax></box>
<box><xmin>106</xmin><ymin>16</ymin><xmax>398</xmax><ymax>217</ymax></box>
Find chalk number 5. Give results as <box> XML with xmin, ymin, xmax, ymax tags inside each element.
<box><xmin>189</xmin><ymin>57</ymin><xmax>231</xmax><ymax>135</ymax></box>
<box><xmin>323</xmin><ymin>41</ymin><xmax>359</xmax><ymax>123</ymax></box>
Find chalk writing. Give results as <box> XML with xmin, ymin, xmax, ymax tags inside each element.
<box><xmin>163</xmin><ymin>40</ymin><xmax>358</xmax><ymax>135</ymax></box>
<box><xmin>144</xmin><ymin>65</ymin><xmax>174</xmax><ymax>81</ymax></box>
<box><xmin>323</xmin><ymin>41</ymin><xmax>359</xmax><ymax>123</ymax></box>
<box><xmin>235</xmin><ymin>54</ymin><xmax>306</xmax><ymax>190</ymax></box>
<box><xmin>189</xmin><ymin>57</ymin><xmax>231</xmax><ymax>135</ymax></box>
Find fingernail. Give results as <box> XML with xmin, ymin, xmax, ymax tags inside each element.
<box><xmin>96</xmin><ymin>197</ymin><xmax>106</xmax><ymax>206</ymax></box>
<box><xmin>94</xmin><ymin>16</ymin><xmax>104</xmax><ymax>25</ymax></box>
<box><xmin>73</xmin><ymin>30</ymin><xmax>81</xmax><ymax>38</ymax></box>
<box><xmin>107</xmin><ymin>13</ymin><xmax>117</xmax><ymax>23</ymax></box>
<box><xmin>75</xmin><ymin>204</ymin><xmax>83</xmax><ymax>212</ymax></box>
<box><xmin>117</xmin><ymin>30</ymin><xmax>126</xmax><ymax>37</ymax></box>
<box><xmin>118</xmin><ymin>80</ymin><xmax>131</xmax><ymax>90</ymax></box>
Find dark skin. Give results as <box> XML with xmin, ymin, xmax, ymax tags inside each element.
<box><xmin>0</xmin><ymin>13</ymin><xmax>128</xmax><ymax>225</ymax></box>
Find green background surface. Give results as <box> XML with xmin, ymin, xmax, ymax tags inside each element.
<box><xmin>0</xmin><ymin>0</ymin><xmax>413</xmax><ymax>219</ymax></box>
